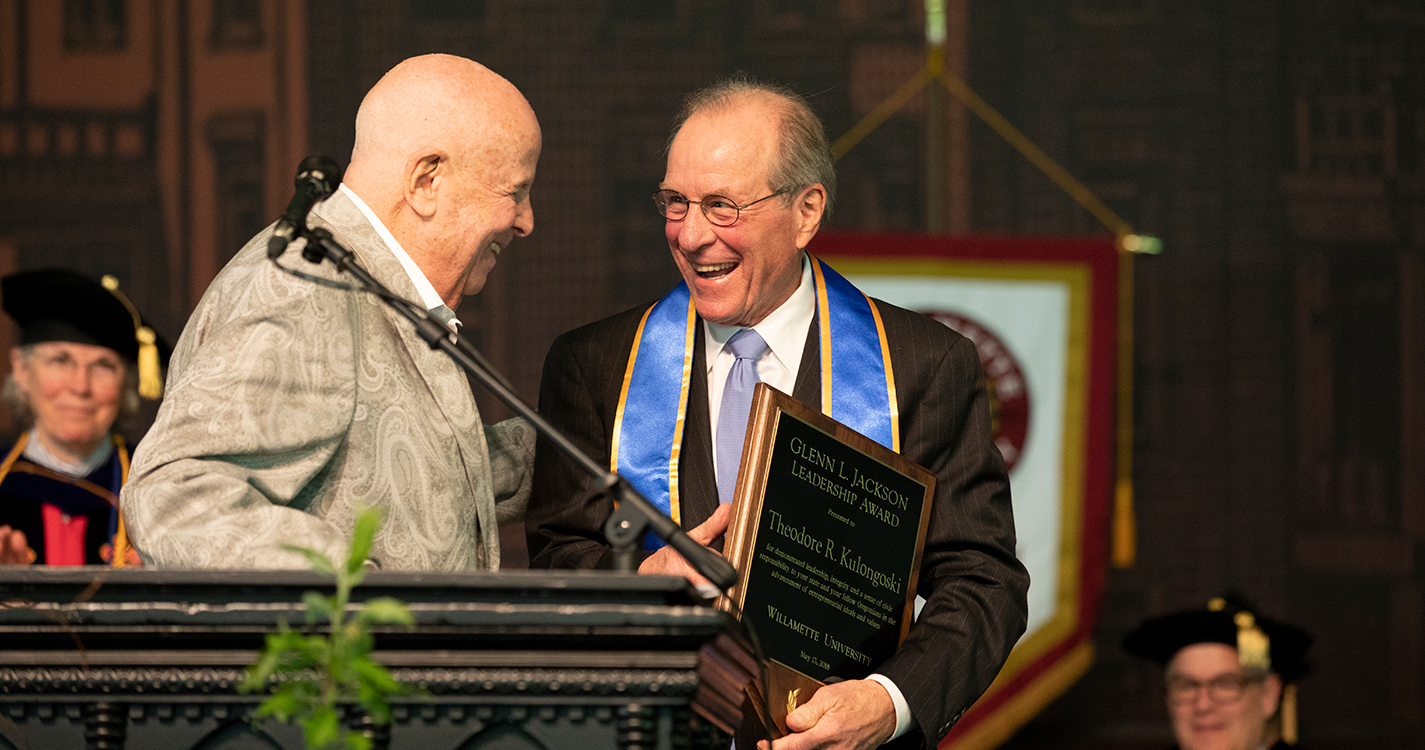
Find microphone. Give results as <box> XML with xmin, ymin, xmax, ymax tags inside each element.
<box><xmin>267</xmin><ymin>155</ymin><xmax>343</xmax><ymax>260</ymax></box>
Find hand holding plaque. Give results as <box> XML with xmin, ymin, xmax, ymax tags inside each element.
<box><xmin>720</xmin><ymin>384</ymin><xmax>935</xmax><ymax>738</ymax></box>
<box><xmin>638</xmin><ymin>503</ymin><xmax>732</xmax><ymax>588</ymax></box>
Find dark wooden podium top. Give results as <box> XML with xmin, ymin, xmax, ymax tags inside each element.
<box><xmin>0</xmin><ymin>569</ymin><xmax>758</xmax><ymax>747</ymax></box>
<box><xmin>0</xmin><ymin>567</ymin><xmax>727</xmax><ymax>655</ymax></box>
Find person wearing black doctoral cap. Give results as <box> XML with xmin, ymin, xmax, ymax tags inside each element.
<box><xmin>1125</xmin><ymin>595</ymin><xmax>1313</xmax><ymax>750</ymax></box>
<box><xmin>0</xmin><ymin>269</ymin><xmax>169</xmax><ymax>566</ymax></box>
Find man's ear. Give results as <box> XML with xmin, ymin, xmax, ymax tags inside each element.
<box><xmin>9</xmin><ymin>348</ymin><xmax>29</xmax><ymax>392</ymax></box>
<box><xmin>405</xmin><ymin>151</ymin><xmax>447</xmax><ymax>218</ymax></box>
<box><xmin>794</xmin><ymin>184</ymin><xmax>827</xmax><ymax>250</ymax></box>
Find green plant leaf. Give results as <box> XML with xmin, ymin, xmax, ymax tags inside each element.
<box><xmin>304</xmin><ymin>705</ymin><xmax>340</xmax><ymax>749</ymax></box>
<box><xmin>282</xmin><ymin>543</ymin><xmax>339</xmax><ymax>577</ymax></box>
<box><xmin>356</xmin><ymin>597</ymin><xmax>414</xmax><ymax>626</ymax></box>
<box><xmin>351</xmin><ymin>657</ymin><xmax>402</xmax><ymax>693</ymax></box>
<box><xmin>347</xmin><ymin>506</ymin><xmax>383</xmax><ymax>575</ymax></box>
<box><xmin>254</xmin><ymin>685</ymin><xmax>300</xmax><ymax>722</ymax></box>
<box><xmin>304</xmin><ymin>634</ymin><xmax>332</xmax><ymax>666</ymax></box>
<box><xmin>303</xmin><ymin>591</ymin><xmax>337</xmax><ymax>625</ymax></box>
<box><xmin>245</xmin><ymin>507</ymin><xmax>410</xmax><ymax>750</ymax></box>
<box><xmin>241</xmin><ymin>654</ymin><xmax>279</xmax><ymax>693</ymax></box>
<box><xmin>270</xmin><ymin>623</ymin><xmax>302</xmax><ymax>643</ymax></box>
<box><xmin>290</xmin><ymin>681</ymin><xmax>321</xmax><ymax>707</ymax></box>
<box><xmin>256</xmin><ymin>681</ymin><xmax>317</xmax><ymax>723</ymax></box>
<box><xmin>357</xmin><ymin>685</ymin><xmax>392</xmax><ymax>725</ymax></box>
<box><xmin>278</xmin><ymin>649</ymin><xmax>318</xmax><ymax>673</ymax></box>
<box><xmin>338</xmin><ymin>625</ymin><xmax>373</xmax><ymax>668</ymax></box>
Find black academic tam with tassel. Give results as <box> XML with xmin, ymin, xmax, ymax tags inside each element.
<box><xmin>1125</xmin><ymin>595</ymin><xmax>1313</xmax><ymax>746</ymax></box>
<box><xmin>1</xmin><ymin>268</ymin><xmax>171</xmax><ymax>396</ymax></box>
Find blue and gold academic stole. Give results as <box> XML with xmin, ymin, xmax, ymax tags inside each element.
<box><xmin>612</xmin><ymin>256</ymin><xmax>898</xmax><ymax>550</ymax></box>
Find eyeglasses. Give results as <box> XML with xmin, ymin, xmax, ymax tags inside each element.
<box><xmin>652</xmin><ymin>189</ymin><xmax>788</xmax><ymax>227</ymax></box>
<box><xmin>28</xmin><ymin>347</ymin><xmax>124</xmax><ymax>389</ymax></box>
<box><xmin>1165</xmin><ymin>672</ymin><xmax>1264</xmax><ymax>705</ymax></box>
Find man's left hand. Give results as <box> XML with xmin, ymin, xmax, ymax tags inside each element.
<box><xmin>637</xmin><ymin>502</ymin><xmax>731</xmax><ymax>587</ymax></box>
<box><xmin>760</xmin><ymin>678</ymin><xmax>897</xmax><ymax>750</ymax></box>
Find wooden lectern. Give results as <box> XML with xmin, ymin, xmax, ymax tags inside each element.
<box><xmin>0</xmin><ymin>568</ymin><xmax>756</xmax><ymax>750</ymax></box>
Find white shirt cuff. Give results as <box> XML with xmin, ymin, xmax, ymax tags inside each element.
<box><xmin>864</xmin><ymin>673</ymin><xmax>912</xmax><ymax>741</ymax></box>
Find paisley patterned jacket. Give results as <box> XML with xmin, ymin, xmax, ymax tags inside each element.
<box><xmin>121</xmin><ymin>190</ymin><xmax>533</xmax><ymax>570</ymax></box>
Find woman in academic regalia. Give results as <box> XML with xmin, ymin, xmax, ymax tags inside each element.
<box><xmin>1125</xmin><ymin>595</ymin><xmax>1313</xmax><ymax>750</ymax></box>
<box><xmin>0</xmin><ymin>269</ymin><xmax>169</xmax><ymax>566</ymax></box>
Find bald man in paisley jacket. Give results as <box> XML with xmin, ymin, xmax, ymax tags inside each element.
<box><xmin>121</xmin><ymin>54</ymin><xmax>541</xmax><ymax>570</ymax></box>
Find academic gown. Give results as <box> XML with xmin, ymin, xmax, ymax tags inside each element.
<box><xmin>0</xmin><ymin>440</ymin><xmax>122</xmax><ymax>565</ymax></box>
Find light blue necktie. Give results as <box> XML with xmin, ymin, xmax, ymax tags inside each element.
<box><xmin>429</xmin><ymin>304</ymin><xmax>458</xmax><ymax>331</ymax></box>
<box><xmin>716</xmin><ymin>328</ymin><xmax>768</xmax><ymax>505</ymax></box>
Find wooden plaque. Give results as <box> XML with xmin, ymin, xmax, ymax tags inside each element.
<box><xmin>720</xmin><ymin>384</ymin><xmax>935</xmax><ymax>736</ymax></box>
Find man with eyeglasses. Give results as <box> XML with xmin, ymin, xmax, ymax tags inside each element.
<box><xmin>1125</xmin><ymin>596</ymin><xmax>1313</xmax><ymax>750</ymax></box>
<box><xmin>526</xmin><ymin>75</ymin><xmax>1027</xmax><ymax>750</ymax></box>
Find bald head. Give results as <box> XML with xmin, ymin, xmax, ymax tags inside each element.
<box><xmin>346</xmin><ymin>54</ymin><xmax>536</xmax><ymax>198</ymax></box>
<box><xmin>338</xmin><ymin>54</ymin><xmax>541</xmax><ymax>309</ymax></box>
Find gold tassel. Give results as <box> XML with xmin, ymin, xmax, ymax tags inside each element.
<box><xmin>136</xmin><ymin>326</ymin><xmax>162</xmax><ymax>399</ymax></box>
<box><xmin>1281</xmin><ymin>683</ymin><xmax>1298</xmax><ymax>744</ymax></box>
<box><xmin>101</xmin><ymin>275</ymin><xmax>163</xmax><ymax>399</ymax></box>
<box><xmin>111</xmin><ymin>516</ymin><xmax>131</xmax><ymax>568</ymax></box>
<box><xmin>111</xmin><ymin>436</ymin><xmax>133</xmax><ymax>567</ymax></box>
<box><xmin>1112</xmin><ymin>480</ymin><xmax>1136</xmax><ymax>567</ymax></box>
<box><xmin>1234</xmin><ymin>611</ymin><xmax>1272</xmax><ymax>673</ymax></box>
<box><xmin>1111</xmin><ymin>248</ymin><xmax>1137</xmax><ymax>568</ymax></box>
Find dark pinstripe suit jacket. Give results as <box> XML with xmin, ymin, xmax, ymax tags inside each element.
<box><xmin>527</xmin><ymin>296</ymin><xmax>1029</xmax><ymax>748</ymax></box>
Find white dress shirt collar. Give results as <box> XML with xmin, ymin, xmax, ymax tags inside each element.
<box><xmin>337</xmin><ymin>184</ymin><xmax>456</xmax><ymax>328</ymax></box>
<box><xmin>703</xmin><ymin>253</ymin><xmax>815</xmax><ymax>381</ymax></box>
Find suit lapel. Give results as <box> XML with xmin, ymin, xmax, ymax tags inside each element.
<box><xmin>678</xmin><ymin>323</ymin><xmax>718</xmax><ymax>530</ymax></box>
<box><xmin>310</xmin><ymin>193</ymin><xmax>496</xmax><ymax>559</ymax></box>
<box><xmin>792</xmin><ymin>312</ymin><xmax>821</xmax><ymax>406</ymax></box>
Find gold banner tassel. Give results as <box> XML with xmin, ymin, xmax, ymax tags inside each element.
<box><xmin>1281</xmin><ymin>683</ymin><xmax>1298</xmax><ymax>745</ymax></box>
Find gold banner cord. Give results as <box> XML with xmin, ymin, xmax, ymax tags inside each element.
<box><xmin>830</xmin><ymin>54</ymin><xmax>1141</xmax><ymax>568</ymax></box>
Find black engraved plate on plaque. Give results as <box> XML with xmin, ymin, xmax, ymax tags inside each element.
<box><xmin>732</xmin><ymin>394</ymin><xmax>932</xmax><ymax>683</ymax></box>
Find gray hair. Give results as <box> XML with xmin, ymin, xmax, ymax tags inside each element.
<box><xmin>669</xmin><ymin>73</ymin><xmax>837</xmax><ymax>220</ymax></box>
<box><xmin>3</xmin><ymin>345</ymin><xmax>141</xmax><ymax>435</ymax></box>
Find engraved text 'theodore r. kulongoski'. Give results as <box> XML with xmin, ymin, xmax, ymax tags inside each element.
<box><xmin>722</xmin><ymin>385</ymin><xmax>934</xmax><ymax>690</ymax></box>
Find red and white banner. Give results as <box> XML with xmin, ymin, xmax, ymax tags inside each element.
<box><xmin>811</xmin><ymin>232</ymin><xmax>1120</xmax><ymax>750</ymax></box>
